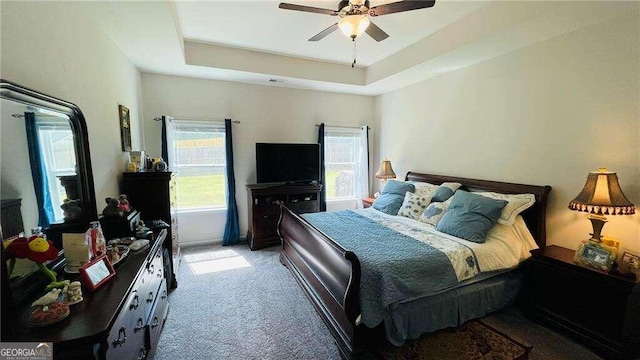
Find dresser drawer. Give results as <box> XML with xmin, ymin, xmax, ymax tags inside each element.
<box><xmin>141</xmin><ymin>246</ymin><xmax>164</xmax><ymax>320</ymax></box>
<box><xmin>146</xmin><ymin>279</ymin><xmax>169</xmax><ymax>351</ymax></box>
<box><xmin>106</xmin><ymin>289</ymin><xmax>146</xmax><ymax>360</ymax></box>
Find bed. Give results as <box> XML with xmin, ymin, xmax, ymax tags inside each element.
<box><xmin>277</xmin><ymin>172</ymin><xmax>551</xmax><ymax>359</ymax></box>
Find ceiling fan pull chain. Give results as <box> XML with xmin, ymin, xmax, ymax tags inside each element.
<box><xmin>352</xmin><ymin>39</ymin><xmax>357</xmax><ymax>68</ymax></box>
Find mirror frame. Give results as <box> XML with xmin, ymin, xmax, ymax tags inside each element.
<box><xmin>0</xmin><ymin>80</ymin><xmax>98</xmax><ymax>308</ymax></box>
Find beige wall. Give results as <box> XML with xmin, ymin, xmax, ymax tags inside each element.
<box><xmin>374</xmin><ymin>14</ymin><xmax>640</xmax><ymax>252</ymax></box>
<box><xmin>0</xmin><ymin>2</ymin><xmax>144</xmax><ymax>208</ymax></box>
<box><xmin>141</xmin><ymin>74</ymin><xmax>375</xmax><ymax>244</ymax></box>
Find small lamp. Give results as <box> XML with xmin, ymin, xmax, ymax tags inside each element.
<box><xmin>569</xmin><ymin>168</ymin><xmax>635</xmax><ymax>243</ymax></box>
<box><xmin>375</xmin><ymin>159</ymin><xmax>396</xmax><ymax>188</ymax></box>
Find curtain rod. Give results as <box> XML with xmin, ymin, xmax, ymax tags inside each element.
<box><xmin>153</xmin><ymin>116</ymin><xmax>240</xmax><ymax>124</ymax></box>
<box><xmin>315</xmin><ymin>124</ymin><xmax>371</xmax><ymax>130</ymax></box>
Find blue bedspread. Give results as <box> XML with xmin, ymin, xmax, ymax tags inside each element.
<box><xmin>301</xmin><ymin>210</ymin><xmax>458</xmax><ymax>327</ymax></box>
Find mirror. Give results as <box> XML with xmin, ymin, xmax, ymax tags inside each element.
<box><xmin>0</xmin><ymin>80</ymin><xmax>97</xmax><ymax>305</ymax></box>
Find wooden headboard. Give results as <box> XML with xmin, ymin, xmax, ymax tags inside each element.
<box><xmin>405</xmin><ymin>172</ymin><xmax>552</xmax><ymax>249</ymax></box>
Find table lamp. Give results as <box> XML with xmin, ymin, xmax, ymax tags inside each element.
<box><xmin>568</xmin><ymin>168</ymin><xmax>635</xmax><ymax>243</ymax></box>
<box><xmin>375</xmin><ymin>159</ymin><xmax>396</xmax><ymax>188</ymax></box>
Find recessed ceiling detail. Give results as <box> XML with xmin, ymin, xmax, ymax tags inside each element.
<box><xmin>84</xmin><ymin>1</ymin><xmax>639</xmax><ymax>96</ymax></box>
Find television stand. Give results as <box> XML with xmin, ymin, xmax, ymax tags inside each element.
<box><xmin>246</xmin><ymin>183</ymin><xmax>322</xmax><ymax>250</ymax></box>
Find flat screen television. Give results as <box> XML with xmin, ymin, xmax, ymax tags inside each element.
<box><xmin>256</xmin><ymin>143</ymin><xmax>320</xmax><ymax>184</ymax></box>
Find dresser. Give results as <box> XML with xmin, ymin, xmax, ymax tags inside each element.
<box><xmin>525</xmin><ymin>245</ymin><xmax>640</xmax><ymax>360</ymax></box>
<box><xmin>121</xmin><ymin>172</ymin><xmax>179</xmax><ymax>289</ymax></box>
<box><xmin>246</xmin><ymin>184</ymin><xmax>322</xmax><ymax>250</ymax></box>
<box><xmin>4</xmin><ymin>229</ymin><xmax>170</xmax><ymax>360</ymax></box>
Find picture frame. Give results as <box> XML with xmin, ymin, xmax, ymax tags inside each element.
<box><xmin>618</xmin><ymin>249</ymin><xmax>640</xmax><ymax>276</ymax></box>
<box><xmin>78</xmin><ymin>254</ymin><xmax>116</xmax><ymax>292</ymax></box>
<box><xmin>575</xmin><ymin>242</ymin><xmax>614</xmax><ymax>271</ymax></box>
<box><xmin>119</xmin><ymin>104</ymin><xmax>131</xmax><ymax>151</ymax></box>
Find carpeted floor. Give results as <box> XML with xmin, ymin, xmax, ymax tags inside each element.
<box><xmin>155</xmin><ymin>243</ymin><xmax>602</xmax><ymax>360</ymax></box>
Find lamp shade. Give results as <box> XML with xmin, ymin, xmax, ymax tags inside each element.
<box><xmin>375</xmin><ymin>159</ymin><xmax>396</xmax><ymax>180</ymax></box>
<box><xmin>568</xmin><ymin>168</ymin><xmax>635</xmax><ymax>216</ymax></box>
<box><xmin>338</xmin><ymin>15</ymin><xmax>370</xmax><ymax>39</ymax></box>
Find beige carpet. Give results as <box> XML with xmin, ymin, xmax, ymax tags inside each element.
<box><xmin>371</xmin><ymin>320</ymin><xmax>531</xmax><ymax>360</ymax></box>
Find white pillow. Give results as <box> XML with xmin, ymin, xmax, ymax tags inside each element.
<box><xmin>407</xmin><ymin>181</ymin><xmax>439</xmax><ymax>198</ymax></box>
<box><xmin>397</xmin><ymin>191</ymin><xmax>433</xmax><ymax>220</ymax></box>
<box><xmin>485</xmin><ymin>215</ymin><xmax>539</xmax><ymax>263</ymax></box>
<box><xmin>419</xmin><ymin>198</ymin><xmax>453</xmax><ymax>226</ymax></box>
<box><xmin>474</xmin><ymin>191</ymin><xmax>536</xmax><ymax>226</ymax></box>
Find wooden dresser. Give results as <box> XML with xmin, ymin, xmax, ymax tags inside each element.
<box><xmin>4</xmin><ymin>229</ymin><xmax>170</xmax><ymax>360</ymax></box>
<box><xmin>246</xmin><ymin>183</ymin><xmax>322</xmax><ymax>250</ymax></box>
<box><xmin>525</xmin><ymin>245</ymin><xmax>640</xmax><ymax>360</ymax></box>
<box><xmin>121</xmin><ymin>172</ymin><xmax>179</xmax><ymax>289</ymax></box>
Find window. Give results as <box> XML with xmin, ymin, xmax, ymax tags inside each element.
<box><xmin>168</xmin><ymin>120</ymin><xmax>226</xmax><ymax>210</ymax></box>
<box><xmin>38</xmin><ymin>118</ymin><xmax>76</xmax><ymax>222</ymax></box>
<box><xmin>324</xmin><ymin>126</ymin><xmax>369</xmax><ymax>201</ymax></box>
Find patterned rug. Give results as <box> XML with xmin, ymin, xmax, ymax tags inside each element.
<box><xmin>370</xmin><ymin>320</ymin><xmax>532</xmax><ymax>360</ymax></box>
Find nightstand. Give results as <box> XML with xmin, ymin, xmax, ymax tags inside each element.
<box><xmin>362</xmin><ymin>197</ymin><xmax>375</xmax><ymax>208</ymax></box>
<box><xmin>525</xmin><ymin>245</ymin><xmax>640</xmax><ymax>360</ymax></box>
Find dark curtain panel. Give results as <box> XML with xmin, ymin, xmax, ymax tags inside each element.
<box><xmin>25</xmin><ymin>112</ymin><xmax>54</xmax><ymax>227</ymax></box>
<box><xmin>317</xmin><ymin>123</ymin><xmax>327</xmax><ymax>211</ymax></box>
<box><xmin>161</xmin><ymin>116</ymin><xmax>169</xmax><ymax>164</ymax></box>
<box><xmin>222</xmin><ymin>119</ymin><xmax>240</xmax><ymax>245</ymax></box>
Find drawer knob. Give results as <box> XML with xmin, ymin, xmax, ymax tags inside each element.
<box><xmin>161</xmin><ymin>290</ymin><xmax>167</xmax><ymax>300</ymax></box>
<box><xmin>134</xmin><ymin>317</ymin><xmax>144</xmax><ymax>332</ymax></box>
<box><xmin>130</xmin><ymin>294</ymin><xmax>139</xmax><ymax>310</ymax></box>
<box><xmin>157</xmin><ymin>270</ymin><xmax>163</xmax><ymax>278</ymax></box>
<box><xmin>112</xmin><ymin>326</ymin><xmax>127</xmax><ymax>347</ymax></box>
<box><xmin>148</xmin><ymin>264</ymin><xmax>155</xmax><ymax>274</ymax></box>
<box><xmin>137</xmin><ymin>347</ymin><xmax>147</xmax><ymax>360</ymax></box>
<box><xmin>151</xmin><ymin>317</ymin><xmax>160</xmax><ymax>329</ymax></box>
<box><xmin>147</xmin><ymin>291</ymin><xmax>154</xmax><ymax>303</ymax></box>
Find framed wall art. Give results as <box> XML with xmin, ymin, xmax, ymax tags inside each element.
<box><xmin>119</xmin><ymin>104</ymin><xmax>131</xmax><ymax>151</ymax></box>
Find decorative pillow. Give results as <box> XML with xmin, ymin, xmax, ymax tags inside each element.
<box><xmin>408</xmin><ymin>181</ymin><xmax>439</xmax><ymax>198</ymax></box>
<box><xmin>473</xmin><ymin>191</ymin><xmax>536</xmax><ymax>226</ymax></box>
<box><xmin>435</xmin><ymin>190</ymin><xmax>508</xmax><ymax>243</ymax></box>
<box><xmin>419</xmin><ymin>198</ymin><xmax>453</xmax><ymax>226</ymax></box>
<box><xmin>431</xmin><ymin>182</ymin><xmax>462</xmax><ymax>202</ymax></box>
<box><xmin>381</xmin><ymin>180</ymin><xmax>415</xmax><ymax>196</ymax></box>
<box><xmin>398</xmin><ymin>192</ymin><xmax>433</xmax><ymax>220</ymax></box>
<box><xmin>372</xmin><ymin>193</ymin><xmax>404</xmax><ymax>215</ymax></box>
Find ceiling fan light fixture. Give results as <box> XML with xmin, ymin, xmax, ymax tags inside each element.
<box><xmin>338</xmin><ymin>15</ymin><xmax>370</xmax><ymax>39</ymax></box>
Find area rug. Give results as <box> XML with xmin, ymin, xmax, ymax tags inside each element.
<box><xmin>370</xmin><ymin>320</ymin><xmax>532</xmax><ymax>360</ymax></box>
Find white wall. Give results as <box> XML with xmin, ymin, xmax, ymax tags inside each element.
<box><xmin>0</xmin><ymin>1</ymin><xmax>144</xmax><ymax>210</ymax></box>
<box><xmin>141</xmin><ymin>74</ymin><xmax>375</xmax><ymax>245</ymax></box>
<box><xmin>374</xmin><ymin>14</ymin><xmax>640</xmax><ymax>252</ymax></box>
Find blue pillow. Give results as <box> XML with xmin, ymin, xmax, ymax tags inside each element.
<box><xmin>381</xmin><ymin>180</ymin><xmax>415</xmax><ymax>196</ymax></box>
<box><xmin>372</xmin><ymin>193</ymin><xmax>404</xmax><ymax>215</ymax></box>
<box><xmin>431</xmin><ymin>182</ymin><xmax>462</xmax><ymax>202</ymax></box>
<box><xmin>435</xmin><ymin>190</ymin><xmax>507</xmax><ymax>243</ymax></box>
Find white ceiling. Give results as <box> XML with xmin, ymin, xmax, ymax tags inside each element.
<box><xmin>176</xmin><ymin>0</ymin><xmax>487</xmax><ymax>67</ymax></box>
<box><xmin>82</xmin><ymin>1</ymin><xmax>639</xmax><ymax>96</ymax></box>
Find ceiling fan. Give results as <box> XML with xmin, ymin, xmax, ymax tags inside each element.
<box><xmin>279</xmin><ymin>0</ymin><xmax>436</xmax><ymax>42</ymax></box>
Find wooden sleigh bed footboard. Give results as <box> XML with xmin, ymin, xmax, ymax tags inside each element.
<box><xmin>278</xmin><ymin>205</ymin><xmax>361</xmax><ymax>359</ymax></box>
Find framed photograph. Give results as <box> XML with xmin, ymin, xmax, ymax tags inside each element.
<box><xmin>576</xmin><ymin>242</ymin><xmax>614</xmax><ymax>271</ymax></box>
<box><xmin>618</xmin><ymin>249</ymin><xmax>640</xmax><ymax>276</ymax></box>
<box><xmin>119</xmin><ymin>104</ymin><xmax>131</xmax><ymax>151</ymax></box>
<box><xmin>79</xmin><ymin>254</ymin><xmax>116</xmax><ymax>292</ymax></box>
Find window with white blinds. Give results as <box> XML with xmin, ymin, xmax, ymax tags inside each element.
<box><xmin>167</xmin><ymin>120</ymin><xmax>227</xmax><ymax>210</ymax></box>
<box><xmin>324</xmin><ymin>126</ymin><xmax>369</xmax><ymax>202</ymax></box>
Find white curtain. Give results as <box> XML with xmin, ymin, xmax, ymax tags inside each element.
<box><xmin>355</xmin><ymin>126</ymin><xmax>370</xmax><ymax>208</ymax></box>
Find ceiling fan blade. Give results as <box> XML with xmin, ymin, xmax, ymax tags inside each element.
<box><xmin>365</xmin><ymin>21</ymin><xmax>389</xmax><ymax>42</ymax></box>
<box><xmin>369</xmin><ymin>0</ymin><xmax>435</xmax><ymax>17</ymax></box>
<box><xmin>309</xmin><ymin>23</ymin><xmax>339</xmax><ymax>41</ymax></box>
<box><xmin>279</xmin><ymin>3</ymin><xmax>338</xmax><ymax>16</ymax></box>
